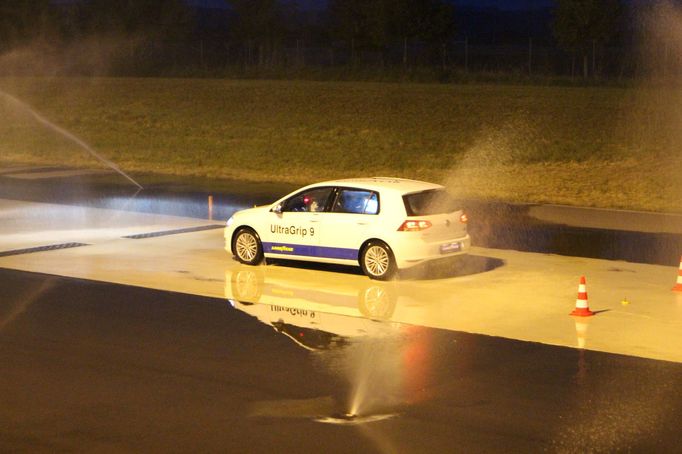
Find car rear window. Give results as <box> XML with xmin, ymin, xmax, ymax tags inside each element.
<box><xmin>403</xmin><ymin>189</ymin><xmax>460</xmax><ymax>216</ymax></box>
<box><xmin>332</xmin><ymin>189</ymin><xmax>379</xmax><ymax>215</ymax></box>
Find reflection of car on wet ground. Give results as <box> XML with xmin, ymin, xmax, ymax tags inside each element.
<box><xmin>225</xmin><ymin>268</ymin><xmax>404</xmax><ymax>350</ymax></box>
<box><xmin>225</xmin><ymin>177</ymin><xmax>470</xmax><ymax>280</ymax></box>
<box><xmin>226</xmin><ymin>266</ymin><xmax>401</xmax><ymax>321</ymax></box>
<box><xmin>227</xmin><ymin>299</ymin><xmax>399</xmax><ymax>351</ymax></box>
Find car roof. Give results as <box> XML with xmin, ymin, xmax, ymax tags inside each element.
<box><xmin>309</xmin><ymin>177</ymin><xmax>443</xmax><ymax>195</ymax></box>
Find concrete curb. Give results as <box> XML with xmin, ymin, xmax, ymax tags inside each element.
<box><xmin>528</xmin><ymin>204</ymin><xmax>682</xmax><ymax>235</ymax></box>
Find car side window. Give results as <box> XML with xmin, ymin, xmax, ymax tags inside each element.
<box><xmin>281</xmin><ymin>187</ymin><xmax>333</xmax><ymax>212</ymax></box>
<box><xmin>332</xmin><ymin>189</ymin><xmax>379</xmax><ymax>215</ymax></box>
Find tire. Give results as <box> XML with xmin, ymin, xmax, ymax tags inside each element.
<box><xmin>232</xmin><ymin>228</ymin><xmax>264</xmax><ymax>265</ymax></box>
<box><xmin>360</xmin><ymin>240</ymin><xmax>397</xmax><ymax>281</ymax></box>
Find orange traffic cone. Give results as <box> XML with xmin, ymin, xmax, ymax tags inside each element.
<box><xmin>673</xmin><ymin>257</ymin><xmax>682</xmax><ymax>292</ymax></box>
<box><xmin>571</xmin><ymin>276</ymin><xmax>594</xmax><ymax>317</ymax></box>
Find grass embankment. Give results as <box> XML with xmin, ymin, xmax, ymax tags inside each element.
<box><xmin>0</xmin><ymin>77</ymin><xmax>680</xmax><ymax>212</ymax></box>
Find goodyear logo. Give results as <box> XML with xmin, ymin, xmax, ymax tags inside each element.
<box><xmin>272</xmin><ymin>288</ymin><xmax>296</xmax><ymax>297</ymax></box>
<box><xmin>271</xmin><ymin>245</ymin><xmax>294</xmax><ymax>252</ymax></box>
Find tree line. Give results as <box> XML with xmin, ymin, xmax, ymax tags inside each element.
<box><xmin>0</xmin><ymin>0</ymin><xmax>657</xmax><ymax>79</ymax></box>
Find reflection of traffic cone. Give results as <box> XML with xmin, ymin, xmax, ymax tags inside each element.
<box><xmin>574</xmin><ymin>318</ymin><xmax>590</xmax><ymax>349</ymax></box>
<box><xmin>673</xmin><ymin>257</ymin><xmax>682</xmax><ymax>292</ymax></box>
<box><xmin>571</xmin><ymin>276</ymin><xmax>594</xmax><ymax>317</ymax></box>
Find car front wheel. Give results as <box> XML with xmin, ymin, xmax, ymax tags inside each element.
<box><xmin>361</xmin><ymin>240</ymin><xmax>396</xmax><ymax>281</ymax></box>
<box><xmin>232</xmin><ymin>228</ymin><xmax>264</xmax><ymax>265</ymax></box>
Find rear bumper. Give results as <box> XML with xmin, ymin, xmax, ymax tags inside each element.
<box><xmin>393</xmin><ymin>234</ymin><xmax>471</xmax><ymax>269</ymax></box>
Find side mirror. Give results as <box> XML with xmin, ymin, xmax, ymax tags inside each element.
<box><xmin>272</xmin><ymin>203</ymin><xmax>283</xmax><ymax>214</ymax></box>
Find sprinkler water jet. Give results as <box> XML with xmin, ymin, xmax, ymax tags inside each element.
<box><xmin>0</xmin><ymin>89</ymin><xmax>143</xmax><ymax>189</ymax></box>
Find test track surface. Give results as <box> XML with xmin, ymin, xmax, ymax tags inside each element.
<box><xmin>0</xmin><ymin>197</ymin><xmax>680</xmax><ymax>363</ymax></box>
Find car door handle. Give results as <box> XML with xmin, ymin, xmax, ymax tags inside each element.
<box><xmin>357</xmin><ymin>221</ymin><xmax>368</xmax><ymax>225</ymax></box>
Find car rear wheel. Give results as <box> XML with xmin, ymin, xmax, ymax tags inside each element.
<box><xmin>233</xmin><ymin>228</ymin><xmax>264</xmax><ymax>265</ymax></box>
<box><xmin>361</xmin><ymin>240</ymin><xmax>396</xmax><ymax>281</ymax></box>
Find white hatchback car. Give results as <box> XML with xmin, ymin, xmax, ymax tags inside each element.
<box><xmin>224</xmin><ymin>177</ymin><xmax>470</xmax><ymax>280</ymax></box>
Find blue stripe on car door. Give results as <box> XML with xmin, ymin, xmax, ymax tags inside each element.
<box><xmin>263</xmin><ymin>242</ymin><xmax>357</xmax><ymax>260</ymax></box>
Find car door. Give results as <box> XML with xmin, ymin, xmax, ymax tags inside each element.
<box><xmin>262</xmin><ymin>186</ymin><xmax>334</xmax><ymax>258</ymax></box>
<box><xmin>316</xmin><ymin>187</ymin><xmax>380</xmax><ymax>261</ymax></box>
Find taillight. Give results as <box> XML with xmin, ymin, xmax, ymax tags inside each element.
<box><xmin>460</xmin><ymin>213</ymin><xmax>468</xmax><ymax>223</ymax></box>
<box><xmin>398</xmin><ymin>220</ymin><xmax>432</xmax><ymax>231</ymax></box>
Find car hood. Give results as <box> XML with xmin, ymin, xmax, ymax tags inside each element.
<box><xmin>233</xmin><ymin>205</ymin><xmax>271</xmax><ymax>219</ymax></box>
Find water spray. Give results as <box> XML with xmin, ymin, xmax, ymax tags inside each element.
<box><xmin>0</xmin><ymin>89</ymin><xmax>143</xmax><ymax>189</ymax></box>
<box><xmin>315</xmin><ymin>412</ymin><xmax>397</xmax><ymax>425</ymax></box>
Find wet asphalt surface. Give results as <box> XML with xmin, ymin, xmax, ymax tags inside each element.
<box><xmin>2</xmin><ymin>269</ymin><xmax>682</xmax><ymax>452</ymax></box>
<box><xmin>2</xmin><ymin>170</ymin><xmax>682</xmax><ymax>452</ymax></box>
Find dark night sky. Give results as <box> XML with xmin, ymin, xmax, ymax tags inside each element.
<box><xmin>182</xmin><ymin>0</ymin><xmax>558</xmax><ymax>43</ymax></box>
<box><xmin>186</xmin><ymin>0</ymin><xmax>556</xmax><ymax>11</ymax></box>
<box><xmin>453</xmin><ymin>0</ymin><xmax>554</xmax><ymax>9</ymax></box>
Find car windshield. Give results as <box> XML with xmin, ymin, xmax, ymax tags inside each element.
<box><xmin>403</xmin><ymin>189</ymin><xmax>460</xmax><ymax>216</ymax></box>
